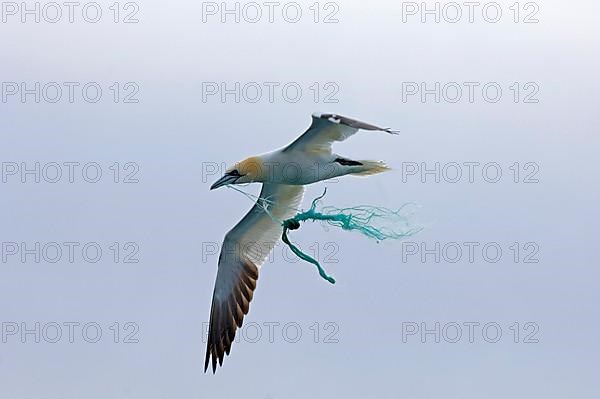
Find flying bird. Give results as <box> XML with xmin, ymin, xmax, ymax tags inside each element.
<box><xmin>205</xmin><ymin>112</ymin><xmax>398</xmax><ymax>373</ymax></box>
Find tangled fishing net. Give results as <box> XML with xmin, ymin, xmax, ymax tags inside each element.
<box><xmin>229</xmin><ymin>186</ymin><xmax>423</xmax><ymax>284</ymax></box>
<box><xmin>281</xmin><ymin>189</ymin><xmax>422</xmax><ymax>284</ymax></box>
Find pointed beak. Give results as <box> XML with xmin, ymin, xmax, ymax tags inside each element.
<box><xmin>210</xmin><ymin>174</ymin><xmax>239</xmax><ymax>190</ymax></box>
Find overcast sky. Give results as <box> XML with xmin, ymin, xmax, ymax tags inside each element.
<box><xmin>1</xmin><ymin>0</ymin><xmax>599</xmax><ymax>397</ymax></box>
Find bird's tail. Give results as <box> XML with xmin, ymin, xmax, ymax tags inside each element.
<box><xmin>350</xmin><ymin>160</ymin><xmax>391</xmax><ymax>176</ymax></box>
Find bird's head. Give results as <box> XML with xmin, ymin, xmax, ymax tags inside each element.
<box><xmin>210</xmin><ymin>156</ymin><xmax>264</xmax><ymax>190</ymax></box>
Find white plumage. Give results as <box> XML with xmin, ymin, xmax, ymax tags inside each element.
<box><xmin>205</xmin><ymin>113</ymin><xmax>397</xmax><ymax>373</ymax></box>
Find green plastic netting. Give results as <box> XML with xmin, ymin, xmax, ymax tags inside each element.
<box><xmin>281</xmin><ymin>189</ymin><xmax>422</xmax><ymax>284</ymax></box>
<box><xmin>228</xmin><ymin>186</ymin><xmax>423</xmax><ymax>284</ymax></box>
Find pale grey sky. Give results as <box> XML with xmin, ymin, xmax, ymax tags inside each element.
<box><xmin>1</xmin><ymin>0</ymin><xmax>599</xmax><ymax>397</ymax></box>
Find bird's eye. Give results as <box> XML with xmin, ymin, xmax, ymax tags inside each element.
<box><xmin>228</xmin><ymin>169</ymin><xmax>241</xmax><ymax>176</ymax></box>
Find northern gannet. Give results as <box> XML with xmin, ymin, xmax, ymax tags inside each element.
<box><xmin>205</xmin><ymin>112</ymin><xmax>398</xmax><ymax>373</ymax></box>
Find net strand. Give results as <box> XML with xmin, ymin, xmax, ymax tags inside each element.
<box><xmin>228</xmin><ymin>185</ymin><xmax>422</xmax><ymax>285</ymax></box>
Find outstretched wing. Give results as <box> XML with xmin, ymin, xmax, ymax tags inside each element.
<box><xmin>283</xmin><ymin>112</ymin><xmax>399</xmax><ymax>155</ymax></box>
<box><xmin>205</xmin><ymin>183</ymin><xmax>305</xmax><ymax>373</ymax></box>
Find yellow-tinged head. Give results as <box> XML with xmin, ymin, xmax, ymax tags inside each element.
<box><xmin>210</xmin><ymin>156</ymin><xmax>265</xmax><ymax>190</ymax></box>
